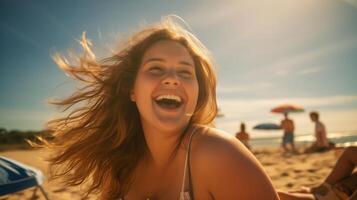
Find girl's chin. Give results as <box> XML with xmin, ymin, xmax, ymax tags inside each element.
<box><xmin>156</xmin><ymin>119</ymin><xmax>189</xmax><ymax>131</ymax></box>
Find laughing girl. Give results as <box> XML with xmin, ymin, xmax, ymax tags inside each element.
<box><xmin>46</xmin><ymin>17</ymin><xmax>279</xmax><ymax>200</ymax></box>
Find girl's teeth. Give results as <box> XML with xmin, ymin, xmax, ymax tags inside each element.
<box><xmin>156</xmin><ymin>95</ymin><xmax>181</xmax><ymax>102</ymax></box>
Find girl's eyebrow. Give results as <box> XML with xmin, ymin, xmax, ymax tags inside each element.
<box><xmin>142</xmin><ymin>57</ymin><xmax>164</xmax><ymax>66</ymax></box>
<box><xmin>142</xmin><ymin>57</ymin><xmax>194</xmax><ymax>67</ymax></box>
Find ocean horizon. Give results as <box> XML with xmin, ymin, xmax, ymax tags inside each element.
<box><xmin>249</xmin><ymin>130</ymin><xmax>357</xmax><ymax>148</ymax></box>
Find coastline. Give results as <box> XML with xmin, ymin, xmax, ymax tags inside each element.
<box><xmin>250</xmin><ymin>130</ymin><xmax>357</xmax><ymax>148</ymax></box>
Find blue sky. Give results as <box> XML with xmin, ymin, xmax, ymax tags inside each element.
<box><xmin>1</xmin><ymin>0</ymin><xmax>357</xmax><ymax>136</ymax></box>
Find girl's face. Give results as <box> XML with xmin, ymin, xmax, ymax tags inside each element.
<box><xmin>131</xmin><ymin>40</ymin><xmax>199</xmax><ymax>134</ymax></box>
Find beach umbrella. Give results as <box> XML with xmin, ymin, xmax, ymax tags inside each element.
<box><xmin>271</xmin><ymin>104</ymin><xmax>304</xmax><ymax>114</ymax></box>
<box><xmin>253</xmin><ymin>123</ymin><xmax>282</xmax><ymax>130</ymax></box>
<box><xmin>0</xmin><ymin>156</ymin><xmax>50</xmax><ymax>199</ymax></box>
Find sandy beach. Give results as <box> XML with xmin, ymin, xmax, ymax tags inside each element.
<box><xmin>0</xmin><ymin>147</ymin><xmax>339</xmax><ymax>200</ymax></box>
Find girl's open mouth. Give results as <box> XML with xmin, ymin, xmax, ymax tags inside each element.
<box><xmin>154</xmin><ymin>94</ymin><xmax>183</xmax><ymax>109</ymax></box>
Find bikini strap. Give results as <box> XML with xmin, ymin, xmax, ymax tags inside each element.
<box><xmin>187</xmin><ymin>130</ymin><xmax>195</xmax><ymax>199</ymax></box>
<box><xmin>179</xmin><ymin>126</ymin><xmax>197</xmax><ymax>199</ymax></box>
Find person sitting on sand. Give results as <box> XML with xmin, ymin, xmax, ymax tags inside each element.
<box><xmin>281</xmin><ymin>113</ymin><xmax>297</xmax><ymax>153</ymax></box>
<box><xmin>235</xmin><ymin>122</ymin><xmax>251</xmax><ymax>150</ymax></box>
<box><xmin>305</xmin><ymin>111</ymin><xmax>330</xmax><ymax>153</ymax></box>
<box><xmin>278</xmin><ymin>146</ymin><xmax>357</xmax><ymax>200</ymax></box>
<box><xmin>43</xmin><ymin>16</ymin><xmax>279</xmax><ymax>200</ymax></box>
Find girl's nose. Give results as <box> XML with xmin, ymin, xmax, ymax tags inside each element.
<box><xmin>162</xmin><ymin>71</ymin><xmax>179</xmax><ymax>86</ymax></box>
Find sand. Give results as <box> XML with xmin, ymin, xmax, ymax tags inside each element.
<box><xmin>254</xmin><ymin>148</ymin><xmax>338</xmax><ymax>190</ymax></box>
<box><xmin>0</xmin><ymin>148</ymin><xmax>340</xmax><ymax>200</ymax></box>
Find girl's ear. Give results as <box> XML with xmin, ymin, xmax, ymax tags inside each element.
<box><xmin>130</xmin><ymin>90</ymin><xmax>136</xmax><ymax>102</ymax></box>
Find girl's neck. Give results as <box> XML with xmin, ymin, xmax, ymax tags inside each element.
<box><xmin>142</xmin><ymin>125</ymin><xmax>188</xmax><ymax>169</ymax></box>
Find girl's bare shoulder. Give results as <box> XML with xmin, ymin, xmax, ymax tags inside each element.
<box><xmin>190</xmin><ymin>126</ymin><xmax>255</xmax><ymax>177</ymax></box>
<box><xmin>192</xmin><ymin>124</ymin><xmax>248</xmax><ymax>156</ymax></box>
<box><xmin>190</xmin><ymin>125</ymin><xmax>278</xmax><ymax>199</ymax></box>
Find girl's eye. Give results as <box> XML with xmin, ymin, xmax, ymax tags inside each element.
<box><xmin>178</xmin><ymin>70</ymin><xmax>193</xmax><ymax>78</ymax></box>
<box><xmin>148</xmin><ymin>67</ymin><xmax>164</xmax><ymax>75</ymax></box>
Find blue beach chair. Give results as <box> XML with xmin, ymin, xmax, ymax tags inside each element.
<box><xmin>0</xmin><ymin>156</ymin><xmax>50</xmax><ymax>199</ymax></box>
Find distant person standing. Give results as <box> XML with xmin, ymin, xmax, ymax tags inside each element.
<box><xmin>280</xmin><ymin>113</ymin><xmax>297</xmax><ymax>153</ymax></box>
<box><xmin>307</xmin><ymin>111</ymin><xmax>330</xmax><ymax>152</ymax></box>
<box><xmin>235</xmin><ymin>122</ymin><xmax>251</xmax><ymax>150</ymax></box>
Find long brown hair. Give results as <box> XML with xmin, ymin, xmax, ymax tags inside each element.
<box><xmin>46</xmin><ymin>16</ymin><xmax>218</xmax><ymax>199</ymax></box>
